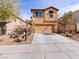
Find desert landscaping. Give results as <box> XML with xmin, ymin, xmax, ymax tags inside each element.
<box><xmin>0</xmin><ymin>0</ymin><xmax>79</xmax><ymax>59</ymax></box>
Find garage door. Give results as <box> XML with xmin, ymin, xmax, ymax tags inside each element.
<box><xmin>34</xmin><ymin>25</ymin><xmax>54</xmax><ymax>33</ymax></box>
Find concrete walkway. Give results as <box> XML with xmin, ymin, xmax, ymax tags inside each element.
<box><xmin>0</xmin><ymin>33</ymin><xmax>79</xmax><ymax>59</ymax></box>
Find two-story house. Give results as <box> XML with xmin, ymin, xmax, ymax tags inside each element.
<box><xmin>31</xmin><ymin>6</ymin><xmax>59</xmax><ymax>33</ymax></box>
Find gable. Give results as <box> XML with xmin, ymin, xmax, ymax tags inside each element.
<box><xmin>44</xmin><ymin>7</ymin><xmax>59</xmax><ymax>11</ymax></box>
<box><xmin>31</xmin><ymin>6</ymin><xmax>59</xmax><ymax>12</ymax></box>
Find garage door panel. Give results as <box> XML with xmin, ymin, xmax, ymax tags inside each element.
<box><xmin>34</xmin><ymin>26</ymin><xmax>53</xmax><ymax>33</ymax></box>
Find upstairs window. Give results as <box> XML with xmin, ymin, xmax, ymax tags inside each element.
<box><xmin>35</xmin><ymin>11</ymin><xmax>44</xmax><ymax>17</ymax></box>
<box><xmin>49</xmin><ymin>11</ymin><xmax>53</xmax><ymax>17</ymax></box>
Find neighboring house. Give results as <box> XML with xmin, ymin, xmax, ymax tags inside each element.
<box><xmin>59</xmin><ymin>11</ymin><xmax>79</xmax><ymax>34</ymax></box>
<box><xmin>59</xmin><ymin>17</ymin><xmax>76</xmax><ymax>34</ymax></box>
<box><xmin>65</xmin><ymin>23</ymin><xmax>76</xmax><ymax>34</ymax></box>
<box><xmin>73</xmin><ymin>10</ymin><xmax>79</xmax><ymax>32</ymax></box>
<box><xmin>6</xmin><ymin>18</ymin><xmax>32</xmax><ymax>35</ymax></box>
<box><xmin>31</xmin><ymin>6</ymin><xmax>59</xmax><ymax>33</ymax></box>
<box><xmin>0</xmin><ymin>19</ymin><xmax>12</xmax><ymax>35</ymax></box>
<box><xmin>0</xmin><ymin>0</ymin><xmax>20</xmax><ymax>35</ymax></box>
<box><xmin>6</xmin><ymin>18</ymin><xmax>26</xmax><ymax>34</ymax></box>
<box><xmin>65</xmin><ymin>16</ymin><xmax>76</xmax><ymax>34</ymax></box>
<box><xmin>65</xmin><ymin>10</ymin><xmax>79</xmax><ymax>33</ymax></box>
<box><xmin>58</xmin><ymin>19</ymin><xmax>64</xmax><ymax>33</ymax></box>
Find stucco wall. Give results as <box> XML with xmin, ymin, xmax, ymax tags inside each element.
<box><xmin>32</xmin><ymin>7</ymin><xmax>58</xmax><ymax>33</ymax></box>
<box><xmin>6</xmin><ymin>20</ymin><xmax>26</xmax><ymax>34</ymax></box>
<box><xmin>34</xmin><ymin>25</ymin><xmax>53</xmax><ymax>33</ymax></box>
<box><xmin>77</xmin><ymin>23</ymin><xmax>79</xmax><ymax>32</ymax></box>
<box><xmin>44</xmin><ymin>8</ymin><xmax>58</xmax><ymax>21</ymax></box>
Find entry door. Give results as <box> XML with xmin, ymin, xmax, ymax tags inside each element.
<box><xmin>0</xmin><ymin>27</ymin><xmax>2</xmax><ymax>35</ymax></box>
<box><xmin>0</xmin><ymin>25</ymin><xmax>6</xmax><ymax>35</ymax></box>
<box><xmin>52</xmin><ymin>25</ymin><xmax>54</xmax><ymax>32</ymax></box>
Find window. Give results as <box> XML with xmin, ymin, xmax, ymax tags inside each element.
<box><xmin>35</xmin><ymin>11</ymin><xmax>44</xmax><ymax>17</ymax></box>
<box><xmin>49</xmin><ymin>11</ymin><xmax>53</xmax><ymax>17</ymax></box>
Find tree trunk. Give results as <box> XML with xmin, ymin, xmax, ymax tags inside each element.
<box><xmin>25</xmin><ymin>23</ymin><xmax>28</xmax><ymax>41</ymax></box>
<box><xmin>64</xmin><ymin>24</ymin><xmax>65</xmax><ymax>34</ymax></box>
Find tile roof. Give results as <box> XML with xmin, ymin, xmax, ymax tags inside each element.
<box><xmin>31</xmin><ymin>6</ymin><xmax>59</xmax><ymax>11</ymax></box>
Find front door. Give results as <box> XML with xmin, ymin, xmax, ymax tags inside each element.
<box><xmin>0</xmin><ymin>27</ymin><xmax>2</xmax><ymax>35</ymax></box>
<box><xmin>0</xmin><ymin>22</ymin><xmax>6</xmax><ymax>35</ymax></box>
<box><xmin>51</xmin><ymin>25</ymin><xmax>55</xmax><ymax>32</ymax></box>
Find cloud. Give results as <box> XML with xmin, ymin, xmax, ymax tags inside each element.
<box><xmin>59</xmin><ymin>3</ymin><xmax>79</xmax><ymax>17</ymax></box>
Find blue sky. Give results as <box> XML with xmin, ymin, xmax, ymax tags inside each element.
<box><xmin>20</xmin><ymin>0</ymin><xmax>79</xmax><ymax>19</ymax></box>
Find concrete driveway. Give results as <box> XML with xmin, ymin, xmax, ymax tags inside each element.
<box><xmin>32</xmin><ymin>33</ymin><xmax>75</xmax><ymax>44</ymax></box>
<box><xmin>0</xmin><ymin>33</ymin><xmax>79</xmax><ymax>59</ymax></box>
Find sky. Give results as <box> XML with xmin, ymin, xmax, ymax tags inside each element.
<box><xmin>20</xmin><ymin>0</ymin><xmax>79</xmax><ymax>20</ymax></box>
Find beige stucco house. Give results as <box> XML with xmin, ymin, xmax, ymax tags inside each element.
<box><xmin>31</xmin><ymin>6</ymin><xmax>59</xmax><ymax>33</ymax></box>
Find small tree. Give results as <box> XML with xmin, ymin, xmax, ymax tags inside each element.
<box><xmin>62</xmin><ymin>11</ymin><xmax>74</xmax><ymax>32</ymax></box>
<box><xmin>0</xmin><ymin>0</ymin><xmax>29</xmax><ymax>41</ymax></box>
<box><xmin>0</xmin><ymin>0</ymin><xmax>15</xmax><ymax>21</ymax></box>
